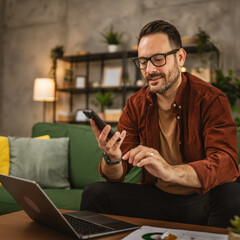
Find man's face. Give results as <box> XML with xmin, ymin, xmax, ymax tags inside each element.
<box><xmin>138</xmin><ymin>33</ymin><xmax>182</xmax><ymax>94</ymax></box>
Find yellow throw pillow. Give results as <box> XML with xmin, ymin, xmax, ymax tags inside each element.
<box><xmin>0</xmin><ymin>135</ymin><xmax>50</xmax><ymax>186</ymax></box>
<box><xmin>0</xmin><ymin>137</ymin><xmax>10</xmax><ymax>186</ymax></box>
<box><xmin>35</xmin><ymin>135</ymin><xmax>50</xmax><ymax>139</ymax></box>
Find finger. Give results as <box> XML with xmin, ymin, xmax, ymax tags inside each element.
<box><xmin>105</xmin><ymin>129</ymin><xmax>126</xmax><ymax>152</ymax></box>
<box><xmin>111</xmin><ymin>130</ymin><xmax>126</xmax><ymax>148</ymax></box>
<box><xmin>122</xmin><ymin>147</ymin><xmax>137</xmax><ymax>162</ymax></box>
<box><xmin>119</xmin><ymin>130</ymin><xmax>126</xmax><ymax>143</ymax></box>
<box><xmin>129</xmin><ymin>146</ymin><xmax>155</xmax><ymax>165</ymax></box>
<box><xmin>98</xmin><ymin>125</ymin><xmax>111</xmax><ymax>146</ymax></box>
<box><xmin>136</xmin><ymin>157</ymin><xmax>153</xmax><ymax>167</ymax></box>
<box><xmin>122</xmin><ymin>150</ymin><xmax>130</xmax><ymax>161</ymax></box>
<box><xmin>128</xmin><ymin>146</ymin><xmax>147</xmax><ymax>165</ymax></box>
<box><xmin>122</xmin><ymin>146</ymin><xmax>153</xmax><ymax>161</ymax></box>
<box><xmin>132</xmin><ymin>150</ymin><xmax>150</xmax><ymax>166</ymax></box>
<box><xmin>90</xmin><ymin>119</ymin><xmax>101</xmax><ymax>139</ymax></box>
<box><xmin>105</xmin><ymin>131</ymin><xmax>121</xmax><ymax>151</ymax></box>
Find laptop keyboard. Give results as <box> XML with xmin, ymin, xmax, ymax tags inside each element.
<box><xmin>64</xmin><ymin>214</ymin><xmax>111</xmax><ymax>235</ymax></box>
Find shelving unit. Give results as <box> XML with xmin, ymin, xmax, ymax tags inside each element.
<box><xmin>53</xmin><ymin>44</ymin><xmax>219</xmax><ymax>123</ymax></box>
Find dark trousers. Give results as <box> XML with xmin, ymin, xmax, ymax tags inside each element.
<box><xmin>80</xmin><ymin>181</ymin><xmax>240</xmax><ymax>228</ymax></box>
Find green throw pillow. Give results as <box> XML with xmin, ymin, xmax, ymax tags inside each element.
<box><xmin>8</xmin><ymin>137</ymin><xmax>70</xmax><ymax>189</ymax></box>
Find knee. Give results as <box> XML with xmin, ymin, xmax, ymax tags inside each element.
<box><xmin>80</xmin><ymin>182</ymin><xmax>108</xmax><ymax>211</ymax></box>
<box><xmin>81</xmin><ymin>182</ymin><xmax>106</xmax><ymax>201</ymax></box>
<box><xmin>209</xmin><ymin>182</ymin><xmax>240</xmax><ymax>227</ymax></box>
<box><xmin>211</xmin><ymin>182</ymin><xmax>240</xmax><ymax>210</ymax></box>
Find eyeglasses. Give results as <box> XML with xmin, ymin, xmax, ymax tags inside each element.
<box><xmin>132</xmin><ymin>49</ymin><xmax>179</xmax><ymax>70</ymax></box>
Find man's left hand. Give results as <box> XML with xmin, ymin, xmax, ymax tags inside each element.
<box><xmin>122</xmin><ymin>145</ymin><xmax>202</xmax><ymax>188</ymax></box>
<box><xmin>122</xmin><ymin>145</ymin><xmax>173</xmax><ymax>182</ymax></box>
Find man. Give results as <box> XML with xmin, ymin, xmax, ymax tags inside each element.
<box><xmin>80</xmin><ymin>20</ymin><xmax>240</xmax><ymax>227</ymax></box>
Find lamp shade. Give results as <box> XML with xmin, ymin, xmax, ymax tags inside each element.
<box><xmin>33</xmin><ymin>78</ymin><xmax>55</xmax><ymax>102</ymax></box>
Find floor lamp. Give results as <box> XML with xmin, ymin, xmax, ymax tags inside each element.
<box><xmin>33</xmin><ymin>78</ymin><xmax>55</xmax><ymax>122</ymax></box>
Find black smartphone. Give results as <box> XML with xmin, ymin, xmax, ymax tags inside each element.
<box><xmin>83</xmin><ymin>109</ymin><xmax>121</xmax><ymax>141</ymax></box>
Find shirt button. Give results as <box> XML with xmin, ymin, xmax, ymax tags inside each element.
<box><xmin>179</xmin><ymin>141</ymin><xmax>181</xmax><ymax>145</ymax></box>
<box><xmin>177</xmin><ymin>116</ymin><xmax>180</xmax><ymax>120</ymax></box>
<box><xmin>173</xmin><ymin>103</ymin><xmax>176</xmax><ymax>107</ymax></box>
<box><xmin>179</xmin><ymin>105</ymin><xmax>182</xmax><ymax>109</ymax></box>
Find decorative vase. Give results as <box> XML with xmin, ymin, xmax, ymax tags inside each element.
<box><xmin>108</xmin><ymin>44</ymin><xmax>120</xmax><ymax>53</ymax></box>
<box><xmin>229</xmin><ymin>232</ymin><xmax>240</xmax><ymax>240</ymax></box>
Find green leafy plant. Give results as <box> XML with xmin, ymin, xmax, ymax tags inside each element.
<box><xmin>92</xmin><ymin>91</ymin><xmax>113</xmax><ymax>113</ymax></box>
<box><xmin>64</xmin><ymin>69</ymin><xmax>73</xmax><ymax>82</ymax></box>
<box><xmin>100</xmin><ymin>25</ymin><xmax>123</xmax><ymax>45</ymax></box>
<box><xmin>49</xmin><ymin>45</ymin><xmax>64</xmax><ymax>77</ymax></box>
<box><xmin>196</xmin><ymin>27</ymin><xmax>212</xmax><ymax>52</ymax></box>
<box><xmin>229</xmin><ymin>215</ymin><xmax>240</xmax><ymax>234</ymax></box>
<box><xmin>195</xmin><ymin>27</ymin><xmax>213</xmax><ymax>67</ymax></box>
<box><xmin>213</xmin><ymin>69</ymin><xmax>240</xmax><ymax>126</ymax></box>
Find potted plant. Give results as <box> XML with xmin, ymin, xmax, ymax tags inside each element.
<box><xmin>63</xmin><ymin>69</ymin><xmax>74</xmax><ymax>88</ymax></box>
<box><xmin>213</xmin><ymin>69</ymin><xmax>240</xmax><ymax>126</ymax></box>
<box><xmin>195</xmin><ymin>27</ymin><xmax>214</xmax><ymax>67</ymax></box>
<box><xmin>100</xmin><ymin>25</ymin><xmax>123</xmax><ymax>52</ymax></box>
<box><xmin>228</xmin><ymin>215</ymin><xmax>240</xmax><ymax>239</ymax></box>
<box><xmin>49</xmin><ymin>45</ymin><xmax>64</xmax><ymax>78</ymax></box>
<box><xmin>91</xmin><ymin>91</ymin><xmax>113</xmax><ymax>120</ymax></box>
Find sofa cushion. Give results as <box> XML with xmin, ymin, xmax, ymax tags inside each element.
<box><xmin>44</xmin><ymin>189</ymin><xmax>83</xmax><ymax>211</ymax></box>
<box><xmin>0</xmin><ymin>137</ymin><xmax>10</xmax><ymax>186</ymax></box>
<box><xmin>0</xmin><ymin>186</ymin><xmax>22</xmax><ymax>215</ymax></box>
<box><xmin>32</xmin><ymin>123</ymin><xmax>141</xmax><ymax>188</ymax></box>
<box><xmin>32</xmin><ymin>123</ymin><xmax>105</xmax><ymax>188</ymax></box>
<box><xmin>8</xmin><ymin>137</ymin><xmax>70</xmax><ymax>189</ymax></box>
<box><xmin>35</xmin><ymin>135</ymin><xmax>50</xmax><ymax>139</ymax></box>
<box><xmin>0</xmin><ymin>186</ymin><xmax>82</xmax><ymax>215</ymax></box>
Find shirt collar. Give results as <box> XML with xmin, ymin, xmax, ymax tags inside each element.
<box><xmin>171</xmin><ymin>72</ymin><xmax>187</xmax><ymax>110</ymax></box>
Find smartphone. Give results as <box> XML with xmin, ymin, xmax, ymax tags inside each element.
<box><xmin>83</xmin><ymin>109</ymin><xmax>121</xmax><ymax>141</ymax></box>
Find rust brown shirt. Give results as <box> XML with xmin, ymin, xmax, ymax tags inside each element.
<box><xmin>99</xmin><ymin>72</ymin><xmax>239</xmax><ymax>194</ymax></box>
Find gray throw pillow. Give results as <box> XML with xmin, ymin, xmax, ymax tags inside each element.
<box><xmin>8</xmin><ymin>137</ymin><xmax>70</xmax><ymax>189</ymax></box>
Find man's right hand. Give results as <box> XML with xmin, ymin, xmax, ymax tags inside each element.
<box><xmin>90</xmin><ymin>118</ymin><xmax>126</xmax><ymax>162</ymax></box>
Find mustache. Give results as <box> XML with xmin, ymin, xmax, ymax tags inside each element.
<box><xmin>145</xmin><ymin>73</ymin><xmax>166</xmax><ymax>81</ymax></box>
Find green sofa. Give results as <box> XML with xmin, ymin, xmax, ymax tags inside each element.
<box><xmin>0</xmin><ymin>123</ymin><xmax>239</xmax><ymax>216</ymax></box>
<box><xmin>0</xmin><ymin>122</ymin><xmax>141</xmax><ymax>215</ymax></box>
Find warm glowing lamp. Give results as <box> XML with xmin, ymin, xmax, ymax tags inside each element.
<box><xmin>181</xmin><ymin>66</ymin><xmax>187</xmax><ymax>72</ymax></box>
<box><xmin>33</xmin><ymin>78</ymin><xmax>55</xmax><ymax>121</ymax></box>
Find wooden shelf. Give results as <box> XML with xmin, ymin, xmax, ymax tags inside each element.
<box><xmin>56</xmin><ymin>85</ymin><xmax>143</xmax><ymax>93</ymax></box>
<box><xmin>59</xmin><ymin>50</ymin><xmax>138</xmax><ymax>63</ymax></box>
<box><xmin>58</xmin><ymin>44</ymin><xmax>219</xmax><ymax>62</ymax></box>
<box><xmin>54</xmin><ymin>45</ymin><xmax>219</xmax><ymax>123</ymax></box>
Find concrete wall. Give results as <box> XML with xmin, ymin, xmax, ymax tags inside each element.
<box><xmin>0</xmin><ymin>0</ymin><xmax>4</xmax><ymax>132</ymax></box>
<box><xmin>0</xmin><ymin>0</ymin><xmax>239</xmax><ymax>136</ymax></box>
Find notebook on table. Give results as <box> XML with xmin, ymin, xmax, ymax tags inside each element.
<box><xmin>0</xmin><ymin>174</ymin><xmax>139</xmax><ymax>239</ymax></box>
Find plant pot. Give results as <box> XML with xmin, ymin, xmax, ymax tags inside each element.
<box><xmin>104</xmin><ymin>109</ymin><xmax>122</xmax><ymax>122</ymax></box>
<box><xmin>63</xmin><ymin>81</ymin><xmax>74</xmax><ymax>89</ymax></box>
<box><xmin>229</xmin><ymin>232</ymin><xmax>240</xmax><ymax>240</ymax></box>
<box><xmin>181</xmin><ymin>36</ymin><xmax>198</xmax><ymax>45</ymax></box>
<box><xmin>58</xmin><ymin>111</ymin><xmax>75</xmax><ymax>122</ymax></box>
<box><xmin>108</xmin><ymin>44</ymin><xmax>120</xmax><ymax>53</ymax></box>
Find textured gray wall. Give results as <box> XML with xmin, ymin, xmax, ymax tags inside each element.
<box><xmin>0</xmin><ymin>0</ymin><xmax>239</xmax><ymax>137</ymax></box>
<box><xmin>0</xmin><ymin>0</ymin><xmax>4</xmax><ymax>132</ymax></box>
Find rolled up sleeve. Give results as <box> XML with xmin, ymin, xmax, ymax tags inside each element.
<box><xmin>189</xmin><ymin>95</ymin><xmax>239</xmax><ymax>194</ymax></box>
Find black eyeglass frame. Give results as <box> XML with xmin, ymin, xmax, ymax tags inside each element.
<box><xmin>132</xmin><ymin>48</ymin><xmax>180</xmax><ymax>70</ymax></box>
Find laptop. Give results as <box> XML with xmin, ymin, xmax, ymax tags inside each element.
<box><xmin>0</xmin><ymin>174</ymin><xmax>139</xmax><ymax>239</ymax></box>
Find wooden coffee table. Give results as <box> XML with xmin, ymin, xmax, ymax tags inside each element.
<box><xmin>0</xmin><ymin>210</ymin><xmax>228</xmax><ymax>240</ymax></box>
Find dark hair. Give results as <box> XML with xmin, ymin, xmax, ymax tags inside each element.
<box><xmin>138</xmin><ymin>20</ymin><xmax>182</xmax><ymax>49</ymax></box>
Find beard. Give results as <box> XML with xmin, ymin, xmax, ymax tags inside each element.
<box><xmin>145</xmin><ymin>60</ymin><xmax>181</xmax><ymax>94</ymax></box>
